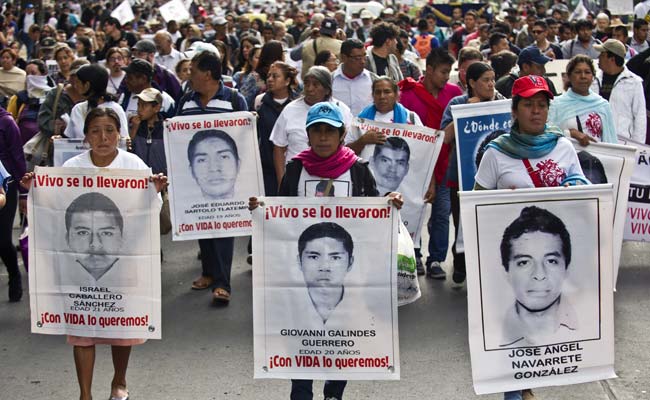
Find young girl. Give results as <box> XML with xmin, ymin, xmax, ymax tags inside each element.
<box><xmin>250</xmin><ymin>102</ymin><xmax>402</xmax><ymax>399</ymax></box>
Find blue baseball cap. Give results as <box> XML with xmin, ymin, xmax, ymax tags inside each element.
<box><xmin>306</xmin><ymin>102</ymin><xmax>344</xmax><ymax>129</ymax></box>
<box><xmin>517</xmin><ymin>46</ymin><xmax>551</xmax><ymax>67</ymax></box>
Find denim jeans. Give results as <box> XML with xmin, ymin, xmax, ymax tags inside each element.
<box><xmin>425</xmin><ymin>183</ymin><xmax>451</xmax><ymax>264</ymax></box>
<box><xmin>504</xmin><ymin>391</ymin><xmax>523</xmax><ymax>400</ymax></box>
<box><xmin>290</xmin><ymin>379</ymin><xmax>347</xmax><ymax>400</ymax></box>
<box><xmin>198</xmin><ymin>237</ymin><xmax>234</xmax><ymax>292</ymax></box>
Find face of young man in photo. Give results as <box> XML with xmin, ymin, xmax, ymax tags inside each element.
<box><xmin>67</xmin><ymin>211</ymin><xmax>123</xmax><ymax>276</ymax></box>
<box><xmin>190</xmin><ymin>137</ymin><xmax>240</xmax><ymax>200</ymax></box>
<box><xmin>371</xmin><ymin>147</ymin><xmax>409</xmax><ymax>191</ymax></box>
<box><xmin>506</xmin><ymin>231</ymin><xmax>568</xmax><ymax>311</ymax></box>
<box><xmin>300</xmin><ymin>237</ymin><xmax>353</xmax><ymax>288</ymax></box>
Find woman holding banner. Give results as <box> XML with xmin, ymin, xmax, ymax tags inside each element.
<box><xmin>473</xmin><ymin>76</ymin><xmax>588</xmax><ymax>400</ymax></box>
<box><xmin>547</xmin><ymin>55</ymin><xmax>618</xmax><ymax>145</ymax></box>
<box><xmin>250</xmin><ymin>101</ymin><xmax>402</xmax><ymax>400</ymax></box>
<box><xmin>22</xmin><ymin>108</ymin><xmax>167</xmax><ymax>400</ymax></box>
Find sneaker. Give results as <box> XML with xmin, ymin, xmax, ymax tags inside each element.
<box><xmin>452</xmin><ymin>268</ymin><xmax>466</xmax><ymax>286</ymax></box>
<box><xmin>426</xmin><ymin>261</ymin><xmax>446</xmax><ymax>280</ymax></box>
<box><xmin>416</xmin><ymin>257</ymin><xmax>425</xmax><ymax>276</ymax></box>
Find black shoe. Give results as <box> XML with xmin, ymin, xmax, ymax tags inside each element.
<box><xmin>452</xmin><ymin>268</ymin><xmax>466</xmax><ymax>285</ymax></box>
<box><xmin>416</xmin><ymin>258</ymin><xmax>425</xmax><ymax>276</ymax></box>
<box><xmin>8</xmin><ymin>274</ymin><xmax>22</xmax><ymax>302</ymax></box>
<box><xmin>426</xmin><ymin>261</ymin><xmax>446</xmax><ymax>280</ymax></box>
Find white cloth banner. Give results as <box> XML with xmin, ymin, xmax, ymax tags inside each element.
<box><xmin>570</xmin><ymin>140</ymin><xmax>636</xmax><ymax>286</ymax></box>
<box><xmin>28</xmin><ymin>167</ymin><xmax>161</xmax><ymax>339</ymax></box>
<box><xmin>460</xmin><ymin>185</ymin><xmax>616</xmax><ymax>394</ymax></box>
<box><xmin>53</xmin><ymin>138</ymin><xmax>127</xmax><ymax>167</ymax></box>
<box><xmin>252</xmin><ymin>197</ymin><xmax>400</xmax><ymax>380</ymax></box>
<box><xmin>159</xmin><ymin>0</ymin><xmax>191</xmax><ymax>23</ymax></box>
<box><xmin>618</xmin><ymin>137</ymin><xmax>650</xmax><ymax>243</ymax></box>
<box><xmin>349</xmin><ymin>118</ymin><xmax>443</xmax><ymax>243</ymax></box>
<box><xmin>164</xmin><ymin>112</ymin><xmax>264</xmax><ymax>240</ymax></box>
<box><xmin>111</xmin><ymin>0</ymin><xmax>135</xmax><ymax>25</ymax></box>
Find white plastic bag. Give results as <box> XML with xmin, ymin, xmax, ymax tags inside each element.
<box><xmin>397</xmin><ymin>216</ymin><xmax>421</xmax><ymax>306</ymax></box>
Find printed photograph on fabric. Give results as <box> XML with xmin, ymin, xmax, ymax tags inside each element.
<box><xmin>369</xmin><ymin>136</ymin><xmax>410</xmax><ymax>195</ymax></box>
<box><xmin>475</xmin><ymin>200</ymin><xmax>601</xmax><ymax>350</ymax></box>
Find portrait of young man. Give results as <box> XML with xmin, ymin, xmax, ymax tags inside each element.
<box><xmin>297</xmin><ymin>222</ymin><xmax>355</xmax><ymax>325</ymax></box>
<box><xmin>59</xmin><ymin>192</ymin><xmax>136</xmax><ymax>287</ymax></box>
<box><xmin>369</xmin><ymin>136</ymin><xmax>410</xmax><ymax>195</ymax></box>
<box><xmin>187</xmin><ymin>129</ymin><xmax>240</xmax><ymax>200</ymax></box>
<box><xmin>498</xmin><ymin>206</ymin><xmax>578</xmax><ymax>348</ymax></box>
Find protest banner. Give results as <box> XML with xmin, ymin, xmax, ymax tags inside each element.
<box><xmin>111</xmin><ymin>0</ymin><xmax>135</xmax><ymax>25</ymax></box>
<box><xmin>53</xmin><ymin>138</ymin><xmax>127</xmax><ymax>167</ymax></box>
<box><xmin>570</xmin><ymin>140</ymin><xmax>636</xmax><ymax>286</ymax></box>
<box><xmin>460</xmin><ymin>185</ymin><xmax>616</xmax><ymax>394</ymax></box>
<box><xmin>452</xmin><ymin>99</ymin><xmax>512</xmax><ymax>192</ymax></box>
<box><xmin>164</xmin><ymin>112</ymin><xmax>264</xmax><ymax>240</ymax></box>
<box><xmin>252</xmin><ymin>197</ymin><xmax>400</xmax><ymax>380</ymax></box>
<box><xmin>348</xmin><ymin>117</ymin><xmax>443</xmax><ymax>243</ymax></box>
<box><xmin>159</xmin><ymin>0</ymin><xmax>191</xmax><ymax>23</ymax></box>
<box><xmin>618</xmin><ymin>137</ymin><xmax>650</xmax><ymax>243</ymax></box>
<box><xmin>28</xmin><ymin>167</ymin><xmax>161</xmax><ymax>339</ymax></box>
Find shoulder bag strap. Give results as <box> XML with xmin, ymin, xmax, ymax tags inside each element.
<box><xmin>522</xmin><ymin>158</ymin><xmax>544</xmax><ymax>188</ymax></box>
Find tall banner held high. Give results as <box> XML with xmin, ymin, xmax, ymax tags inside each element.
<box><xmin>252</xmin><ymin>197</ymin><xmax>400</xmax><ymax>380</ymax></box>
<box><xmin>164</xmin><ymin>112</ymin><xmax>264</xmax><ymax>240</ymax></box>
<box><xmin>618</xmin><ymin>137</ymin><xmax>650</xmax><ymax>243</ymax></box>
<box><xmin>460</xmin><ymin>185</ymin><xmax>616</xmax><ymax>394</ymax></box>
<box><xmin>348</xmin><ymin>118</ymin><xmax>443</xmax><ymax>243</ymax></box>
<box><xmin>570</xmin><ymin>140</ymin><xmax>636</xmax><ymax>286</ymax></box>
<box><xmin>452</xmin><ymin>99</ymin><xmax>512</xmax><ymax>191</ymax></box>
<box><xmin>28</xmin><ymin>167</ymin><xmax>162</xmax><ymax>339</ymax></box>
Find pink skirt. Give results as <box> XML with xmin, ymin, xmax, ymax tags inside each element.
<box><xmin>67</xmin><ymin>335</ymin><xmax>146</xmax><ymax>346</ymax></box>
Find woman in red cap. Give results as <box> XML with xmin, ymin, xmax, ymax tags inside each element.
<box><xmin>474</xmin><ymin>75</ymin><xmax>588</xmax><ymax>400</ymax></box>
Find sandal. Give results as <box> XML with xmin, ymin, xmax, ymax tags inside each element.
<box><xmin>109</xmin><ymin>385</ymin><xmax>129</xmax><ymax>400</ymax></box>
<box><xmin>212</xmin><ymin>288</ymin><xmax>231</xmax><ymax>305</ymax></box>
<box><xmin>191</xmin><ymin>275</ymin><xmax>214</xmax><ymax>290</ymax></box>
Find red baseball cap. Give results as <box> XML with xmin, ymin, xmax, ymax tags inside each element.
<box><xmin>511</xmin><ymin>75</ymin><xmax>554</xmax><ymax>99</ymax></box>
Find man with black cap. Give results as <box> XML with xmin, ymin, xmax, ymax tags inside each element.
<box><xmin>293</xmin><ymin>17</ymin><xmax>342</xmax><ymax>79</ymax></box>
<box><xmin>130</xmin><ymin>39</ymin><xmax>182</xmax><ymax>100</ymax></box>
<box><xmin>496</xmin><ymin>46</ymin><xmax>558</xmax><ymax>99</ymax></box>
<box><xmin>119</xmin><ymin>59</ymin><xmax>175</xmax><ymax>120</ymax></box>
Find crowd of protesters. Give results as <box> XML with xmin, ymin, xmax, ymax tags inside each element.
<box><xmin>1</xmin><ymin>0</ymin><xmax>649</xmax><ymax>399</ymax></box>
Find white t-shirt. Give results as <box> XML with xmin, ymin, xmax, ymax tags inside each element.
<box><xmin>556</xmin><ymin>112</ymin><xmax>603</xmax><ymax>142</ymax></box>
<box><xmin>64</xmin><ymin>101</ymin><xmax>130</xmax><ymax>139</ymax></box>
<box><xmin>297</xmin><ymin>169</ymin><xmax>352</xmax><ymax>197</ymax></box>
<box><xmin>63</xmin><ymin>149</ymin><xmax>149</xmax><ymax>170</ymax></box>
<box><xmin>475</xmin><ymin>138</ymin><xmax>584</xmax><ymax>189</ymax></box>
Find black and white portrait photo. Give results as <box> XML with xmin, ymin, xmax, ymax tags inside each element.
<box><xmin>187</xmin><ymin>129</ymin><xmax>240</xmax><ymax>200</ymax></box>
<box><xmin>370</xmin><ymin>137</ymin><xmax>410</xmax><ymax>195</ymax></box>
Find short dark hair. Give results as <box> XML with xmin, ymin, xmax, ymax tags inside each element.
<box><xmin>500</xmin><ymin>206</ymin><xmax>571</xmax><ymax>272</ymax></box>
<box><xmin>315</xmin><ymin>50</ymin><xmax>335</xmax><ymax>66</ymax></box>
<box><xmin>298</xmin><ymin>222</ymin><xmax>353</xmax><ymax>258</ymax></box>
<box><xmin>533</xmin><ymin>20</ymin><xmax>548</xmax><ymax>30</ymax></box>
<box><xmin>574</xmin><ymin>19</ymin><xmax>593</xmax><ymax>31</ymax></box>
<box><xmin>370</xmin><ymin>22</ymin><xmax>399</xmax><ymax>48</ymax></box>
<box><xmin>613</xmin><ymin>25</ymin><xmax>628</xmax><ymax>39</ymax></box>
<box><xmin>373</xmin><ymin>136</ymin><xmax>410</xmax><ymax>160</ymax></box>
<box><xmin>187</xmin><ymin>129</ymin><xmax>239</xmax><ymax>164</ymax></box>
<box><xmin>65</xmin><ymin>192</ymin><xmax>124</xmax><ymax>234</ymax></box>
<box><xmin>488</xmin><ymin>32</ymin><xmax>508</xmax><ymax>49</ymax></box>
<box><xmin>103</xmin><ymin>16</ymin><xmax>121</xmax><ymax>29</ymax></box>
<box><xmin>341</xmin><ymin>38</ymin><xmax>364</xmax><ymax>56</ymax></box>
<box><xmin>559</xmin><ymin>21</ymin><xmax>574</xmax><ymax>35</ymax></box>
<box><xmin>634</xmin><ymin>18</ymin><xmax>648</xmax><ymax>30</ymax></box>
<box><xmin>192</xmin><ymin>50</ymin><xmax>222</xmax><ymax>81</ymax></box>
<box><xmin>417</xmin><ymin>18</ymin><xmax>428</xmax><ymax>32</ymax></box>
<box><xmin>426</xmin><ymin>47</ymin><xmax>455</xmax><ymax>70</ymax></box>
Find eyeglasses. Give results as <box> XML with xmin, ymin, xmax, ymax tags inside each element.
<box><xmin>108</xmin><ymin>56</ymin><xmax>124</xmax><ymax>62</ymax></box>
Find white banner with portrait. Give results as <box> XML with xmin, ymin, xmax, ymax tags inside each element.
<box><xmin>28</xmin><ymin>167</ymin><xmax>161</xmax><ymax>339</ymax></box>
<box><xmin>349</xmin><ymin>118</ymin><xmax>443</xmax><ymax>243</ymax></box>
<box><xmin>460</xmin><ymin>185</ymin><xmax>616</xmax><ymax>394</ymax></box>
<box><xmin>570</xmin><ymin>140</ymin><xmax>636</xmax><ymax>286</ymax></box>
<box><xmin>618</xmin><ymin>137</ymin><xmax>650</xmax><ymax>243</ymax></box>
<box><xmin>164</xmin><ymin>112</ymin><xmax>264</xmax><ymax>240</ymax></box>
<box><xmin>53</xmin><ymin>138</ymin><xmax>127</xmax><ymax>167</ymax></box>
<box><xmin>252</xmin><ymin>197</ymin><xmax>400</xmax><ymax>380</ymax></box>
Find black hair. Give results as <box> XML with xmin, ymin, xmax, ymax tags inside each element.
<box><xmin>417</xmin><ymin>18</ymin><xmax>428</xmax><ymax>32</ymax></box>
<box><xmin>490</xmin><ymin>50</ymin><xmax>518</xmax><ymax>80</ymax></box>
<box><xmin>634</xmin><ymin>18</ymin><xmax>649</xmax><ymax>30</ymax></box>
<box><xmin>605</xmin><ymin>51</ymin><xmax>625</xmax><ymax>67</ymax></box>
<box><xmin>533</xmin><ymin>20</ymin><xmax>548</xmax><ymax>30</ymax></box>
<box><xmin>488</xmin><ymin>32</ymin><xmax>508</xmax><ymax>49</ymax></box>
<box><xmin>466</xmin><ymin>62</ymin><xmax>493</xmax><ymax>97</ymax></box>
<box><xmin>65</xmin><ymin>192</ymin><xmax>123</xmax><ymax>234</ymax></box>
<box><xmin>27</xmin><ymin>58</ymin><xmax>47</xmax><ymax>75</ymax></box>
<box><xmin>83</xmin><ymin>107</ymin><xmax>121</xmax><ymax>135</ymax></box>
<box><xmin>370</xmin><ymin>22</ymin><xmax>399</xmax><ymax>48</ymax></box>
<box><xmin>578</xmin><ymin>151</ymin><xmax>607</xmax><ymax>184</ymax></box>
<box><xmin>315</xmin><ymin>180</ymin><xmax>335</xmax><ymax>196</ymax></box>
<box><xmin>255</xmin><ymin>40</ymin><xmax>284</xmax><ymax>80</ymax></box>
<box><xmin>426</xmin><ymin>47</ymin><xmax>455</xmax><ymax>70</ymax></box>
<box><xmin>75</xmin><ymin>64</ymin><xmax>113</xmax><ymax>108</ymax></box>
<box><xmin>500</xmin><ymin>206</ymin><xmax>571</xmax><ymax>272</ymax></box>
<box><xmin>340</xmin><ymin>38</ymin><xmax>364</xmax><ymax>56</ymax></box>
<box><xmin>612</xmin><ymin>25</ymin><xmax>629</xmax><ymax>39</ymax></box>
<box><xmin>103</xmin><ymin>16</ymin><xmax>121</xmax><ymax>29</ymax></box>
<box><xmin>315</xmin><ymin>50</ymin><xmax>335</xmax><ymax>66</ymax></box>
<box><xmin>187</xmin><ymin>129</ymin><xmax>239</xmax><ymax>164</ymax></box>
<box><xmin>574</xmin><ymin>19</ymin><xmax>593</xmax><ymax>31</ymax></box>
<box><xmin>373</xmin><ymin>136</ymin><xmax>410</xmax><ymax>159</ymax></box>
<box><xmin>191</xmin><ymin>50</ymin><xmax>222</xmax><ymax>82</ymax></box>
<box><xmin>475</xmin><ymin>130</ymin><xmax>507</xmax><ymax>168</ymax></box>
<box><xmin>298</xmin><ymin>222</ymin><xmax>353</xmax><ymax>259</ymax></box>
<box><xmin>559</xmin><ymin>21</ymin><xmax>574</xmax><ymax>35</ymax></box>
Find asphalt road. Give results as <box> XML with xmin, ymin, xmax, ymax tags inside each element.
<box><xmin>1</xmin><ymin>225</ymin><xmax>649</xmax><ymax>399</ymax></box>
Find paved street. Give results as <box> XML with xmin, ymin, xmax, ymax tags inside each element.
<box><xmin>1</xmin><ymin>224</ymin><xmax>649</xmax><ymax>399</ymax></box>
